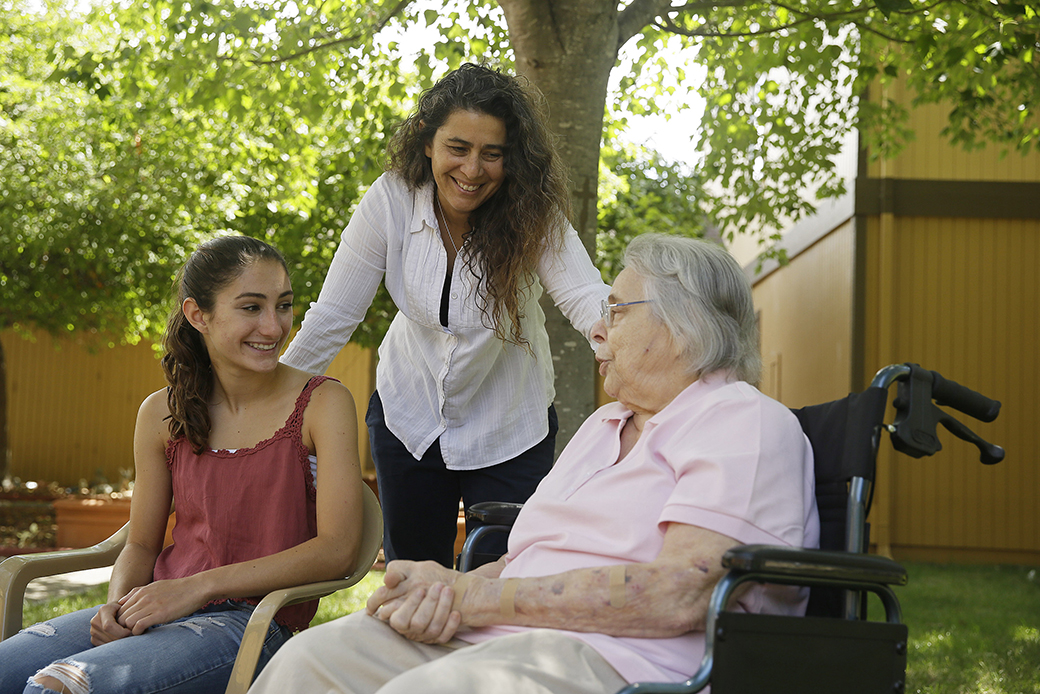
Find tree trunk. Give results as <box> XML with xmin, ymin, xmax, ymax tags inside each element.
<box><xmin>500</xmin><ymin>0</ymin><xmax>620</xmax><ymax>455</ymax></box>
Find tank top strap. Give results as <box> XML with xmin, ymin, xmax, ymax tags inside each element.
<box><xmin>283</xmin><ymin>375</ymin><xmax>335</xmax><ymax>440</ymax></box>
<box><xmin>162</xmin><ymin>375</ymin><xmax>339</xmax><ymax>467</ymax></box>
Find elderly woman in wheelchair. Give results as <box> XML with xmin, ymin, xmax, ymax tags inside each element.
<box><xmin>248</xmin><ymin>233</ymin><xmax>820</xmax><ymax>694</ymax></box>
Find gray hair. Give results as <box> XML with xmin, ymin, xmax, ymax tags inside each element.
<box><xmin>623</xmin><ymin>233</ymin><xmax>761</xmax><ymax>384</ymax></box>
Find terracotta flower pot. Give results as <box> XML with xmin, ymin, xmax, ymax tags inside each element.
<box><xmin>54</xmin><ymin>498</ymin><xmax>174</xmax><ymax>549</ymax></box>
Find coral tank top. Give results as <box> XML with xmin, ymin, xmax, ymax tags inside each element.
<box><xmin>153</xmin><ymin>376</ymin><xmax>331</xmax><ymax>631</ymax></box>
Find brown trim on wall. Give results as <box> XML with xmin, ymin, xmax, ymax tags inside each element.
<box><xmin>851</xmin><ymin>214</ymin><xmax>869</xmax><ymax>392</ymax></box>
<box><xmin>856</xmin><ymin>178</ymin><xmax>1040</xmax><ymax>219</ymax></box>
<box><xmin>745</xmin><ymin>175</ymin><xmax>1040</xmax><ymax>285</ymax></box>
<box><xmin>851</xmin><ymin>137</ymin><xmax>871</xmax><ymax>393</ymax></box>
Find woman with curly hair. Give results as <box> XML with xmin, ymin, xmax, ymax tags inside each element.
<box><xmin>281</xmin><ymin>63</ymin><xmax>608</xmax><ymax>568</ymax></box>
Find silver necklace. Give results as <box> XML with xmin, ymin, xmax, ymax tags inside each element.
<box><xmin>435</xmin><ymin>194</ymin><xmax>461</xmax><ymax>256</ymax></box>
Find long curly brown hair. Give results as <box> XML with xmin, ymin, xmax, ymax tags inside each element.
<box><xmin>387</xmin><ymin>63</ymin><xmax>572</xmax><ymax>346</ymax></box>
<box><xmin>160</xmin><ymin>236</ymin><xmax>289</xmax><ymax>453</ymax></box>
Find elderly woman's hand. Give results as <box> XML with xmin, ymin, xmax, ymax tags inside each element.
<box><xmin>367</xmin><ymin>561</ymin><xmax>465</xmax><ymax>643</ymax></box>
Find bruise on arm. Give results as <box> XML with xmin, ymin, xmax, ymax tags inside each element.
<box><xmin>458</xmin><ymin>523</ymin><xmax>740</xmax><ymax>639</ymax></box>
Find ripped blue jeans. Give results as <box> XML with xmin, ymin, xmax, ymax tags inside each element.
<box><xmin>0</xmin><ymin>601</ymin><xmax>291</xmax><ymax>694</ymax></box>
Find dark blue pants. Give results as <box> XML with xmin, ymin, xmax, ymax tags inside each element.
<box><xmin>366</xmin><ymin>390</ymin><xmax>557</xmax><ymax>568</ymax></box>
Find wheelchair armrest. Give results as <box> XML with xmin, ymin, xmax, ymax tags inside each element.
<box><xmin>0</xmin><ymin>523</ymin><xmax>130</xmax><ymax>641</ymax></box>
<box><xmin>629</xmin><ymin>545</ymin><xmax>911</xmax><ymax>694</ymax></box>
<box><xmin>722</xmin><ymin>545</ymin><xmax>908</xmax><ymax>587</ymax></box>
<box><xmin>614</xmin><ymin>546</ymin><xmax>909</xmax><ymax>694</ymax></box>
<box><xmin>456</xmin><ymin>501</ymin><xmax>523</xmax><ymax>572</ymax></box>
<box><xmin>465</xmin><ymin>501</ymin><xmax>523</xmax><ymax>526</ymax></box>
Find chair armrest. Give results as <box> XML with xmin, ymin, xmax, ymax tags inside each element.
<box><xmin>224</xmin><ymin>483</ymin><xmax>384</xmax><ymax>694</ymax></box>
<box><xmin>0</xmin><ymin>523</ymin><xmax>129</xmax><ymax>641</ymax></box>
<box><xmin>722</xmin><ymin>545</ymin><xmax>908</xmax><ymax>586</ymax></box>
<box><xmin>224</xmin><ymin>578</ymin><xmax>363</xmax><ymax>694</ymax></box>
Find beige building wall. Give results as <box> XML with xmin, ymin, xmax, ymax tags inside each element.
<box><xmin>3</xmin><ymin>329</ymin><xmax>376</xmax><ymax>488</ymax></box>
<box><xmin>749</xmin><ymin>213</ymin><xmax>1039</xmax><ymax>565</ymax></box>
<box><xmin>323</xmin><ymin>345</ymin><xmax>376</xmax><ymax>475</ymax></box>
<box><xmin>753</xmin><ymin>221</ymin><xmax>856</xmax><ymax>407</ymax></box>
<box><xmin>860</xmin><ymin>216</ymin><xmax>1039</xmax><ymax>565</ymax></box>
<box><xmin>745</xmin><ymin>74</ymin><xmax>1040</xmax><ymax>564</ymax></box>
<box><xmin>866</xmin><ymin>80</ymin><xmax>1040</xmax><ymax>183</ymax></box>
<box><xmin>3</xmin><ymin>331</ymin><xmax>166</xmax><ymax>488</ymax></box>
<box><xmin>856</xmin><ymin>78</ymin><xmax>1039</xmax><ymax>564</ymax></box>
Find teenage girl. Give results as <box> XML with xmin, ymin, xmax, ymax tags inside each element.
<box><xmin>0</xmin><ymin>235</ymin><xmax>365</xmax><ymax>694</ymax></box>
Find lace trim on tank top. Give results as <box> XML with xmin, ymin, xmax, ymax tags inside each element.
<box><xmin>164</xmin><ymin>376</ymin><xmax>334</xmax><ymax>502</ymax></box>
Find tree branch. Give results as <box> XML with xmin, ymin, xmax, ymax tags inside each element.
<box><xmin>852</xmin><ymin>21</ymin><xmax>914</xmax><ymax>45</ymax></box>
<box><xmin>656</xmin><ymin>12</ymin><xmax>817</xmax><ymax>39</ymax></box>
<box><xmin>949</xmin><ymin>0</ymin><xmax>1024</xmax><ymax>26</ymax></box>
<box><xmin>773</xmin><ymin>0</ymin><xmax>954</xmax><ymax>22</ymax></box>
<box><xmin>670</xmin><ymin>0</ymin><xmax>755</xmax><ymax>10</ymax></box>
<box><xmin>893</xmin><ymin>0</ymin><xmax>957</xmax><ymax>17</ymax></box>
<box><xmin>770</xmin><ymin>0</ymin><xmax>868</xmax><ymax>22</ymax></box>
<box><xmin>617</xmin><ymin>0</ymin><xmax>674</xmax><ymax>49</ymax></box>
<box><xmin>250</xmin><ymin>0</ymin><xmax>415</xmax><ymax>66</ymax></box>
<box><xmin>769</xmin><ymin>0</ymin><xmax>927</xmax><ymax>44</ymax></box>
<box><xmin>655</xmin><ymin>0</ymin><xmax>920</xmax><ymax>44</ymax></box>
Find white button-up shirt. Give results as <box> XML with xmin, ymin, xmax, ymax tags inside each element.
<box><xmin>281</xmin><ymin>173</ymin><xmax>609</xmax><ymax>469</ymax></box>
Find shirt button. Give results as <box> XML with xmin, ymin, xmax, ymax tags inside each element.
<box><xmin>451</xmin><ymin>292</ymin><xmax>458</xmax><ymax>299</ymax></box>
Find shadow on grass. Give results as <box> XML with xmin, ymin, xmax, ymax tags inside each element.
<box><xmin>893</xmin><ymin>562</ymin><xmax>1040</xmax><ymax>694</ymax></box>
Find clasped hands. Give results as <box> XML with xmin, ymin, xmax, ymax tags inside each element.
<box><xmin>89</xmin><ymin>577</ymin><xmax>208</xmax><ymax>646</ymax></box>
<box><xmin>88</xmin><ymin>561</ymin><xmax>472</xmax><ymax>646</ymax></box>
<box><xmin>366</xmin><ymin>560</ymin><xmax>469</xmax><ymax>644</ymax></box>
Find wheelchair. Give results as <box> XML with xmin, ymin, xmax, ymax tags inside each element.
<box><xmin>458</xmin><ymin>363</ymin><xmax>1004</xmax><ymax>694</ymax></box>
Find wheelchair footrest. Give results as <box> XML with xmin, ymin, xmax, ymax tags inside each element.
<box><xmin>710</xmin><ymin>612</ymin><xmax>907</xmax><ymax>694</ymax></box>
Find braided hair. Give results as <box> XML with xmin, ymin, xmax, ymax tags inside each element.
<box><xmin>160</xmin><ymin>235</ymin><xmax>289</xmax><ymax>452</ymax></box>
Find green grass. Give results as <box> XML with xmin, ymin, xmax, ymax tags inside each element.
<box><xmin>896</xmin><ymin>562</ymin><xmax>1040</xmax><ymax>694</ymax></box>
<box><xmin>19</xmin><ymin>564</ymin><xmax>1040</xmax><ymax>693</ymax></box>
<box><xmin>311</xmin><ymin>571</ymin><xmax>385</xmax><ymax>625</ymax></box>
<box><xmin>22</xmin><ymin>582</ymin><xmax>110</xmax><ymax>626</ymax></box>
<box><xmin>21</xmin><ymin>572</ymin><xmax>386</xmax><ymax>629</ymax></box>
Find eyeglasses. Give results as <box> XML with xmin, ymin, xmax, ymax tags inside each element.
<box><xmin>600</xmin><ymin>299</ymin><xmax>653</xmax><ymax>328</ymax></box>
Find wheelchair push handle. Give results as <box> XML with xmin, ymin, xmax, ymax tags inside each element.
<box><xmin>938</xmin><ymin>412</ymin><xmax>1005</xmax><ymax>465</ymax></box>
<box><xmin>928</xmin><ymin>369</ymin><xmax>1001</xmax><ymax>423</ymax></box>
<box><xmin>920</xmin><ymin>367</ymin><xmax>1005</xmax><ymax>464</ymax></box>
<box><xmin>887</xmin><ymin>363</ymin><xmax>1004</xmax><ymax>465</ymax></box>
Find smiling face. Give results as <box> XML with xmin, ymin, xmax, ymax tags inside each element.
<box><xmin>591</xmin><ymin>268</ymin><xmax>694</xmax><ymax>415</ymax></box>
<box><xmin>424</xmin><ymin>109</ymin><xmax>507</xmax><ymax>226</ymax></box>
<box><xmin>188</xmin><ymin>259</ymin><xmax>294</xmax><ymax>376</ymax></box>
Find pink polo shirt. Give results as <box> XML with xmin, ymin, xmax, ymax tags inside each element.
<box><xmin>457</xmin><ymin>374</ymin><xmax>819</xmax><ymax>683</ymax></box>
